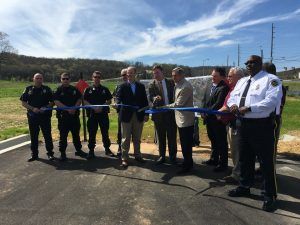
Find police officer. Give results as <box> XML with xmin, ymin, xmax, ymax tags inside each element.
<box><xmin>227</xmin><ymin>55</ymin><xmax>282</xmax><ymax>212</ymax></box>
<box><xmin>83</xmin><ymin>71</ymin><xmax>114</xmax><ymax>159</ymax></box>
<box><xmin>20</xmin><ymin>73</ymin><xmax>54</xmax><ymax>161</ymax></box>
<box><xmin>53</xmin><ymin>72</ymin><xmax>87</xmax><ymax>161</ymax></box>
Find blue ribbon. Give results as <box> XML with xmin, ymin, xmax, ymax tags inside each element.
<box><xmin>44</xmin><ymin>104</ymin><xmax>139</xmax><ymax>111</ymax></box>
<box><xmin>145</xmin><ymin>107</ymin><xmax>229</xmax><ymax>115</ymax></box>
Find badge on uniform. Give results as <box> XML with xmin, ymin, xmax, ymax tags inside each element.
<box><xmin>28</xmin><ymin>90</ymin><xmax>32</xmax><ymax>95</ymax></box>
<box><xmin>89</xmin><ymin>90</ymin><xmax>92</xmax><ymax>94</ymax></box>
<box><xmin>102</xmin><ymin>90</ymin><xmax>106</xmax><ymax>94</ymax></box>
<box><xmin>92</xmin><ymin>88</ymin><xmax>95</xmax><ymax>91</ymax></box>
<box><xmin>255</xmin><ymin>84</ymin><xmax>260</xmax><ymax>90</ymax></box>
<box><xmin>271</xmin><ymin>79</ymin><xmax>279</xmax><ymax>87</ymax></box>
<box><xmin>73</xmin><ymin>90</ymin><xmax>76</xmax><ymax>95</ymax></box>
<box><xmin>43</xmin><ymin>89</ymin><xmax>46</xmax><ymax>94</ymax></box>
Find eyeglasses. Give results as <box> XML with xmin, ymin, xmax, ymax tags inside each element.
<box><xmin>93</xmin><ymin>76</ymin><xmax>101</xmax><ymax>79</ymax></box>
<box><xmin>245</xmin><ymin>60</ymin><xmax>258</xmax><ymax>66</ymax></box>
<box><xmin>61</xmin><ymin>78</ymin><xmax>69</xmax><ymax>80</ymax></box>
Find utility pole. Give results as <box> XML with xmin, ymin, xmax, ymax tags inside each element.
<box><xmin>237</xmin><ymin>44</ymin><xmax>240</xmax><ymax>66</ymax></box>
<box><xmin>227</xmin><ymin>55</ymin><xmax>229</xmax><ymax>67</ymax></box>
<box><xmin>270</xmin><ymin>23</ymin><xmax>275</xmax><ymax>63</ymax></box>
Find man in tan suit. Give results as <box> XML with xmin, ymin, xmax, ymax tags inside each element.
<box><xmin>148</xmin><ymin>65</ymin><xmax>177</xmax><ymax>165</ymax></box>
<box><xmin>166</xmin><ymin>67</ymin><xmax>195</xmax><ymax>174</ymax></box>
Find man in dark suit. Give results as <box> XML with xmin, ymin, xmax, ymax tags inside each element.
<box><xmin>202</xmin><ymin>67</ymin><xmax>229</xmax><ymax>172</ymax></box>
<box><xmin>148</xmin><ymin>65</ymin><xmax>177</xmax><ymax>165</ymax></box>
<box><xmin>115</xmin><ymin>66</ymin><xmax>149</xmax><ymax>167</ymax></box>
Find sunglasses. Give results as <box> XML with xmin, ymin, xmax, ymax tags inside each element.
<box><xmin>61</xmin><ymin>78</ymin><xmax>69</xmax><ymax>80</ymax></box>
<box><xmin>245</xmin><ymin>60</ymin><xmax>258</xmax><ymax>66</ymax></box>
<box><xmin>93</xmin><ymin>76</ymin><xmax>101</xmax><ymax>79</ymax></box>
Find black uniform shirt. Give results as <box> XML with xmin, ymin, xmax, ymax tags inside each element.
<box><xmin>53</xmin><ymin>85</ymin><xmax>81</xmax><ymax>116</ymax></box>
<box><xmin>20</xmin><ymin>85</ymin><xmax>53</xmax><ymax>116</ymax></box>
<box><xmin>83</xmin><ymin>85</ymin><xmax>112</xmax><ymax>114</ymax></box>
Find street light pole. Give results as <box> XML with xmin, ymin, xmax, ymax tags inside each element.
<box><xmin>202</xmin><ymin>58</ymin><xmax>209</xmax><ymax>76</ymax></box>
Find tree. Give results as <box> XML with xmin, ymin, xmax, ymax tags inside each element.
<box><xmin>0</xmin><ymin>32</ymin><xmax>17</xmax><ymax>79</ymax></box>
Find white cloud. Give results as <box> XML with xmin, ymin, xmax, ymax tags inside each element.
<box><xmin>0</xmin><ymin>0</ymin><xmax>299</xmax><ymax>64</ymax></box>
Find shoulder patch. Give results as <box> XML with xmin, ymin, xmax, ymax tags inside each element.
<box><xmin>271</xmin><ymin>79</ymin><xmax>279</xmax><ymax>87</ymax></box>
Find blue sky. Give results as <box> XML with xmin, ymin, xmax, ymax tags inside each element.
<box><xmin>1</xmin><ymin>0</ymin><xmax>300</xmax><ymax>71</ymax></box>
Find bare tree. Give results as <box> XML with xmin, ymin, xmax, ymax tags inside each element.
<box><xmin>0</xmin><ymin>32</ymin><xmax>17</xmax><ymax>79</ymax></box>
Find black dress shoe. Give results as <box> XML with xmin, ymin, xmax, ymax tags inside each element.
<box><xmin>228</xmin><ymin>187</ymin><xmax>250</xmax><ymax>197</ymax></box>
<box><xmin>47</xmin><ymin>155</ymin><xmax>55</xmax><ymax>161</ymax></box>
<box><xmin>134</xmin><ymin>157</ymin><xmax>145</xmax><ymax>163</ymax></box>
<box><xmin>27</xmin><ymin>156</ymin><xmax>39</xmax><ymax>162</ymax></box>
<box><xmin>202</xmin><ymin>159</ymin><xmax>218</xmax><ymax>166</ymax></box>
<box><xmin>121</xmin><ymin>160</ymin><xmax>128</xmax><ymax>167</ymax></box>
<box><xmin>213</xmin><ymin>165</ymin><xmax>228</xmax><ymax>172</ymax></box>
<box><xmin>105</xmin><ymin>149</ymin><xmax>115</xmax><ymax>157</ymax></box>
<box><xmin>75</xmin><ymin>150</ymin><xmax>88</xmax><ymax>157</ymax></box>
<box><xmin>155</xmin><ymin>157</ymin><xmax>165</xmax><ymax>165</ymax></box>
<box><xmin>59</xmin><ymin>153</ymin><xmax>68</xmax><ymax>162</ymax></box>
<box><xmin>86</xmin><ymin>151</ymin><xmax>95</xmax><ymax>160</ymax></box>
<box><xmin>262</xmin><ymin>197</ymin><xmax>276</xmax><ymax>212</ymax></box>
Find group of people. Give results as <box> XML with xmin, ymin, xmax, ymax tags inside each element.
<box><xmin>20</xmin><ymin>55</ymin><xmax>284</xmax><ymax>212</ymax></box>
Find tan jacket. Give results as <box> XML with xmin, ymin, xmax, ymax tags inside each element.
<box><xmin>167</xmin><ymin>78</ymin><xmax>194</xmax><ymax>128</ymax></box>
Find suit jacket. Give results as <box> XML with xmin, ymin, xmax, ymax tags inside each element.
<box><xmin>148</xmin><ymin>78</ymin><xmax>175</xmax><ymax>121</ymax></box>
<box><xmin>116</xmin><ymin>81</ymin><xmax>149</xmax><ymax>122</ymax></box>
<box><xmin>203</xmin><ymin>80</ymin><xmax>229</xmax><ymax>119</ymax></box>
<box><xmin>167</xmin><ymin>78</ymin><xmax>195</xmax><ymax>128</ymax></box>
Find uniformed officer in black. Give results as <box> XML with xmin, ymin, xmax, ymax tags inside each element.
<box><xmin>83</xmin><ymin>71</ymin><xmax>114</xmax><ymax>159</ymax></box>
<box><xmin>53</xmin><ymin>72</ymin><xmax>87</xmax><ymax>161</ymax></box>
<box><xmin>20</xmin><ymin>73</ymin><xmax>54</xmax><ymax>161</ymax></box>
<box><xmin>227</xmin><ymin>55</ymin><xmax>282</xmax><ymax>212</ymax></box>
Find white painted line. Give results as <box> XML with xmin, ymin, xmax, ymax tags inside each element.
<box><xmin>0</xmin><ymin>141</ymin><xmax>31</xmax><ymax>155</ymax></box>
<box><xmin>0</xmin><ymin>134</ymin><xmax>29</xmax><ymax>144</ymax></box>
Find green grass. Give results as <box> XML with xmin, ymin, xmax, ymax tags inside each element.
<box><xmin>0</xmin><ymin>80</ymin><xmax>299</xmax><ymax>141</ymax></box>
<box><xmin>283</xmin><ymin>81</ymin><xmax>300</xmax><ymax>92</ymax></box>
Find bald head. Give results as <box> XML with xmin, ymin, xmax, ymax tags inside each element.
<box><xmin>33</xmin><ymin>73</ymin><xmax>43</xmax><ymax>87</ymax></box>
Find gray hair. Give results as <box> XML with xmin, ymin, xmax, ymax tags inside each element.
<box><xmin>229</xmin><ymin>66</ymin><xmax>244</xmax><ymax>77</ymax></box>
<box><xmin>121</xmin><ymin>68</ymin><xmax>127</xmax><ymax>75</ymax></box>
<box><xmin>172</xmin><ymin>67</ymin><xmax>184</xmax><ymax>75</ymax></box>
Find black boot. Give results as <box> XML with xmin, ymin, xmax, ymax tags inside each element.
<box><xmin>59</xmin><ymin>152</ymin><xmax>67</xmax><ymax>162</ymax></box>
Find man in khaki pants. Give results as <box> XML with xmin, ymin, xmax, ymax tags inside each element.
<box><xmin>115</xmin><ymin>66</ymin><xmax>149</xmax><ymax>167</ymax></box>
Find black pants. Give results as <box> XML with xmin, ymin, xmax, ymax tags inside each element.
<box><xmin>27</xmin><ymin>113</ymin><xmax>53</xmax><ymax>157</ymax></box>
<box><xmin>87</xmin><ymin>113</ymin><xmax>111</xmax><ymax>151</ymax></box>
<box><xmin>193</xmin><ymin>117</ymin><xmax>200</xmax><ymax>146</ymax></box>
<box><xmin>178</xmin><ymin>126</ymin><xmax>194</xmax><ymax>169</ymax></box>
<box><xmin>153</xmin><ymin>112</ymin><xmax>177</xmax><ymax>161</ymax></box>
<box><xmin>58</xmin><ymin>115</ymin><xmax>82</xmax><ymax>153</ymax></box>
<box><xmin>206</xmin><ymin>116</ymin><xmax>228</xmax><ymax>166</ymax></box>
<box><xmin>117</xmin><ymin>113</ymin><xmax>122</xmax><ymax>150</ymax></box>
<box><xmin>239</xmin><ymin>117</ymin><xmax>277</xmax><ymax>198</ymax></box>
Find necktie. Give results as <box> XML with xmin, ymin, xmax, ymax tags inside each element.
<box><xmin>159</xmin><ymin>81</ymin><xmax>165</xmax><ymax>104</ymax></box>
<box><xmin>210</xmin><ymin>85</ymin><xmax>216</xmax><ymax>96</ymax></box>
<box><xmin>239</xmin><ymin>79</ymin><xmax>251</xmax><ymax>107</ymax></box>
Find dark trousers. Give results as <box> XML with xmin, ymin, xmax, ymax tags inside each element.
<box><xmin>58</xmin><ymin>115</ymin><xmax>82</xmax><ymax>153</ymax></box>
<box><xmin>239</xmin><ymin>117</ymin><xmax>277</xmax><ymax>198</ymax></box>
<box><xmin>27</xmin><ymin>114</ymin><xmax>53</xmax><ymax>157</ymax></box>
<box><xmin>117</xmin><ymin>113</ymin><xmax>122</xmax><ymax>150</ymax></box>
<box><xmin>206</xmin><ymin>116</ymin><xmax>228</xmax><ymax>166</ymax></box>
<box><xmin>153</xmin><ymin>112</ymin><xmax>177</xmax><ymax>161</ymax></box>
<box><xmin>274</xmin><ymin>115</ymin><xmax>281</xmax><ymax>153</ymax></box>
<box><xmin>178</xmin><ymin>125</ymin><xmax>194</xmax><ymax>169</ymax></box>
<box><xmin>87</xmin><ymin>113</ymin><xmax>111</xmax><ymax>151</ymax></box>
<box><xmin>193</xmin><ymin>117</ymin><xmax>200</xmax><ymax>145</ymax></box>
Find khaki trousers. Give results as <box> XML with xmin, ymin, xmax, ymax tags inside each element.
<box><xmin>121</xmin><ymin>113</ymin><xmax>144</xmax><ymax>160</ymax></box>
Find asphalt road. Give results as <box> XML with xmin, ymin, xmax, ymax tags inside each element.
<box><xmin>0</xmin><ymin>142</ymin><xmax>300</xmax><ymax>225</ymax></box>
